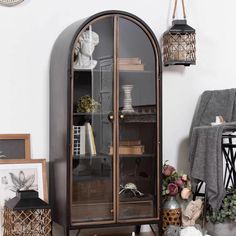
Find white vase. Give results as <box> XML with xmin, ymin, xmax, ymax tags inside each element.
<box><xmin>122</xmin><ymin>85</ymin><xmax>134</xmax><ymax>113</ymax></box>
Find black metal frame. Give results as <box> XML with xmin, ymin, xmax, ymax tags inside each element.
<box><xmin>193</xmin><ymin>131</ymin><xmax>236</xmax><ymax>225</ymax></box>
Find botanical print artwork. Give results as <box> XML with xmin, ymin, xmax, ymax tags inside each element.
<box><xmin>0</xmin><ymin>168</ymin><xmax>38</xmax><ymax>206</ymax></box>
<box><xmin>0</xmin><ymin>163</ymin><xmax>44</xmax><ymax>236</ymax></box>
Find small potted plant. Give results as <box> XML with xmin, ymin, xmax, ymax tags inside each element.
<box><xmin>206</xmin><ymin>188</ymin><xmax>236</xmax><ymax>235</ymax></box>
<box><xmin>76</xmin><ymin>95</ymin><xmax>100</xmax><ymax>113</ymax></box>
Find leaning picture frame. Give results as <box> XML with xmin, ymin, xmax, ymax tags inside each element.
<box><xmin>0</xmin><ymin>159</ymin><xmax>48</xmax><ymax>235</ymax></box>
<box><xmin>0</xmin><ymin>134</ymin><xmax>31</xmax><ymax>160</ymax></box>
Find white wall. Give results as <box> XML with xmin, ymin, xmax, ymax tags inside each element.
<box><xmin>0</xmin><ymin>0</ymin><xmax>235</xmax><ymax>170</ymax></box>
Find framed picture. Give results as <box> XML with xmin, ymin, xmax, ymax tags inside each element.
<box><xmin>0</xmin><ymin>159</ymin><xmax>47</xmax><ymax>203</ymax></box>
<box><xmin>0</xmin><ymin>159</ymin><xmax>47</xmax><ymax>235</ymax></box>
<box><xmin>0</xmin><ymin>134</ymin><xmax>30</xmax><ymax>160</ymax></box>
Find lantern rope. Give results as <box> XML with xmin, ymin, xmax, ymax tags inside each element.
<box><xmin>172</xmin><ymin>0</ymin><xmax>187</xmax><ymax>19</ymax></box>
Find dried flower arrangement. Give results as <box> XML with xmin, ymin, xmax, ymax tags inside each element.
<box><xmin>162</xmin><ymin>161</ymin><xmax>191</xmax><ymax>199</ymax></box>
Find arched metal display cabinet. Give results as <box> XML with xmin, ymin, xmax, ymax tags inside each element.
<box><xmin>50</xmin><ymin>10</ymin><xmax>162</xmax><ymax>235</ymax></box>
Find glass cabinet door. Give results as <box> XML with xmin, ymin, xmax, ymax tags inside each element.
<box><xmin>117</xmin><ymin>17</ymin><xmax>159</xmax><ymax>221</ymax></box>
<box><xmin>71</xmin><ymin>17</ymin><xmax>115</xmax><ymax>224</ymax></box>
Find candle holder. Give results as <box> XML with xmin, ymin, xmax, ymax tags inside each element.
<box><xmin>3</xmin><ymin>190</ymin><xmax>51</xmax><ymax>236</ymax></box>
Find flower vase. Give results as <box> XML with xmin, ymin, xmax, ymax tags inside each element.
<box><xmin>162</xmin><ymin>196</ymin><xmax>181</xmax><ymax>231</ymax></box>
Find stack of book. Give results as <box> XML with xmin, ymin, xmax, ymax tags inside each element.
<box><xmin>73</xmin><ymin>122</ymin><xmax>96</xmax><ymax>156</ymax></box>
<box><xmin>109</xmin><ymin>140</ymin><xmax>144</xmax><ymax>155</ymax></box>
<box><xmin>118</xmin><ymin>57</ymin><xmax>144</xmax><ymax>71</ymax></box>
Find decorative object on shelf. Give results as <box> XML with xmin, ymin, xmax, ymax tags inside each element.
<box><xmin>121</xmin><ymin>85</ymin><xmax>135</xmax><ymax>113</ymax></box>
<box><xmin>162</xmin><ymin>161</ymin><xmax>192</xmax><ymax>231</ymax></box>
<box><xmin>122</xmin><ymin>105</ymin><xmax>157</xmax><ymax>123</ymax></box>
<box><xmin>0</xmin><ymin>0</ymin><xmax>24</xmax><ymax>7</ymax></box>
<box><xmin>72</xmin><ymin>123</ymin><xmax>97</xmax><ymax>156</ymax></box>
<box><xmin>109</xmin><ymin>144</ymin><xmax>144</xmax><ymax>155</ymax></box>
<box><xmin>0</xmin><ymin>134</ymin><xmax>31</xmax><ymax>160</ymax></box>
<box><xmin>74</xmin><ymin>27</ymin><xmax>99</xmax><ymax>70</ymax></box>
<box><xmin>118</xmin><ymin>57</ymin><xmax>144</xmax><ymax>71</ymax></box>
<box><xmin>163</xmin><ymin>0</ymin><xmax>196</xmax><ymax>66</ymax></box>
<box><xmin>211</xmin><ymin>115</ymin><xmax>225</xmax><ymax>126</ymax></box>
<box><xmin>73</xmin><ymin>126</ymin><xmax>86</xmax><ymax>155</ymax></box>
<box><xmin>3</xmin><ymin>190</ymin><xmax>51</xmax><ymax>236</ymax></box>
<box><xmin>119</xmin><ymin>183</ymin><xmax>144</xmax><ymax>197</ymax></box>
<box><xmin>85</xmin><ymin>122</ymin><xmax>96</xmax><ymax>155</ymax></box>
<box><xmin>182</xmin><ymin>199</ymin><xmax>203</xmax><ymax>226</ymax></box>
<box><xmin>76</xmin><ymin>95</ymin><xmax>100</xmax><ymax>113</ymax></box>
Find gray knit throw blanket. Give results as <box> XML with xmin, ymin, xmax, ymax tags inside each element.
<box><xmin>190</xmin><ymin>88</ymin><xmax>236</xmax><ymax>210</ymax></box>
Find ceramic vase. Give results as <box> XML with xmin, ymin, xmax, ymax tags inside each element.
<box><xmin>122</xmin><ymin>85</ymin><xmax>135</xmax><ymax>113</ymax></box>
<box><xmin>162</xmin><ymin>196</ymin><xmax>181</xmax><ymax>231</ymax></box>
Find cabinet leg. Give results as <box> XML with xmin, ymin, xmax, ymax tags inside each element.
<box><xmin>64</xmin><ymin>227</ymin><xmax>70</xmax><ymax>236</ymax></box>
<box><xmin>135</xmin><ymin>225</ymin><xmax>141</xmax><ymax>234</ymax></box>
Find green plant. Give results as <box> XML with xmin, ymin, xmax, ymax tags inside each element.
<box><xmin>76</xmin><ymin>95</ymin><xmax>100</xmax><ymax>113</ymax></box>
<box><xmin>206</xmin><ymin>188</ymin><xmax>236</xmax><ymax>223</ymax></box>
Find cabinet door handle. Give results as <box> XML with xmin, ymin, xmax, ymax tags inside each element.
<box><xmin>108</xmin><ymin>113</ymin><xmax>114</xmax><ymax>121</ymax></box>
<box><xmin>119</xmin><ymin>113</ymin><xmax>125</xmax><ymax>119</ymax></box>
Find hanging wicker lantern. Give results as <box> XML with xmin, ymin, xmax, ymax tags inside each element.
<box><xmin>3</xmin><ymin>190</ymin><xmax>52</xmax><ymax>236</ymax></box>
<box><xmin>163</xmin><ymin>0</ymin><xmax>196</xmax><ymax>66</ymax></box>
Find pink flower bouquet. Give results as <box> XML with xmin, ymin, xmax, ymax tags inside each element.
<box><xmin>162</xmin><ymin>161</ymin><xmax>191</xmax><ymax>199</ymax></box>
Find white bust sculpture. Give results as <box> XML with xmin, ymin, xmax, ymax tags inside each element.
<box><xmin>74</xmin><ymin>30</ymin><xmax>99</xmax><ymax>70</ymax></box>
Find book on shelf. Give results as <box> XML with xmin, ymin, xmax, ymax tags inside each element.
<box><xmin>118</xmin><ymin>57</ymin><xmax>144</xmax><ymax>71</ymax></box>
<box><xmin>118</xmin><ymin>57</ymin><xmax>142</xmax><ymax>65</ymax></box>
<box><xmin>73</xmin><ymin>126</ymin><xmax>86</xmax><ymax>155</ymax></box>
<box><xmin>118</xmin><ymin>63</ymin><xmax>144</xmax><ymax>71</ymax></box>
<box><xmin>109</xmin><ymin>145</ymin><xmax>144</xmax><ymax>155</ymax></box>
<box><xmin>120</xmin><ymin>140</ymin><xmax>141</xmax><ymax>146</ymax></box>
<box><xmin>85</xmin><ymin>122</ymin><xmax>96</xmax><ymax>155</ymax></box>
<box><xmin>73</xmin><ymin>123</ymin><xmax>96</xmax><ymax>156</ymax></box>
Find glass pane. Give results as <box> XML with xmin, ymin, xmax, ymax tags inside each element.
<box><xmin>118</xmin><ymin>17</ymin><xmax>158</xmax><ymax>220</ymax></box>
<box><xmin>71</xmin><ymin>17</ymin><xmax>114</xmax><ymax>223</ymax></box>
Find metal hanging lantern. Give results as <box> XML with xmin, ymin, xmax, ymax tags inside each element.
<box><xmin>163</xmin><ymin>0</ymin><xmax>196</xmax><ymax>66</ymax></box>
<box><xmin>3</xmin><ymin>190</ymin><xmax>52</xmax><ymax>236</ymax></box>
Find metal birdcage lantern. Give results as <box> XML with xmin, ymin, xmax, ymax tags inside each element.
<box><xmin>163</xmin><ymin>0</ymin><xmax>196</xmax><ymax>66</ymax></box>
<box><xmin>3</xmin><ymin>190</ymin><xmax>52</xmax><ymax>236</ymax></box>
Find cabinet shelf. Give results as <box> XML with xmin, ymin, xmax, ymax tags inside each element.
<box><xmin>73</xmin><ymin>153</ymin><xmax>154</xmax><ymax>159</ymax></box>
<box><xmin>73</xmin><ymin>69</ymin><xmax>154</xmax><ymax>74</ymax></box>
<box><xmin>121</xmin><ymin>113</ymin><xmax>156</xmax><ymax>123</ymax></box>
<box><xmin>73</xmin><ymin>112</ymin><xmax>111</xmax><ymax>116</ymax></box>
<box><xmin>73</xmin><ymin>153</ymin><xmax>111</xmax><ymax>160</ymax></box>
<box><xmin>119</xmin><ymin>153</ymin><xmax>154</xmax><ymax>158</ymax></box>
